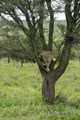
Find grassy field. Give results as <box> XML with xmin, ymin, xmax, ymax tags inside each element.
<box><xmin>0</xmin><ymin>59</ymin><xmax>80</xmax><ymax>120</ymax></box>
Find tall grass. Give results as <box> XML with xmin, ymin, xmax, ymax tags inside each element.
<box><xmin>0</xmin><ymin>59</ymin><xmax>80</xmax><ymax>120</ymax></box>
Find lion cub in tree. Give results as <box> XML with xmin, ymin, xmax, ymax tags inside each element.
<box><xmin>38</xmin><ymin>51</ymin><xmax>53</xmax><ymax>72</ymax></box>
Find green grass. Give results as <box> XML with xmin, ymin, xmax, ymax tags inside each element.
<box><xmin>0</xmin><ymin>59</ymin><xmax>80</xmax><ymax>120</ymax></box>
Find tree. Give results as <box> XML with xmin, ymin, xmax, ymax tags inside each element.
<box><xmin>0</xmin><ymin>17</ymin><xmax>35</xmax><ymax>64</ymax></box>
<box><xmin>0</xmin><ymin>0</ymin><xmax>80</xmax><ymax>104</ymax></box>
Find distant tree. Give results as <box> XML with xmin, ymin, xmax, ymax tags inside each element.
<box><xmin>0</xmin><ymin>17</ymin><xmax>34</xmax><ymax>64</ymax></box>
<box><xmin>0</xmin><ymin>0</ymin><xmax>80</xmax><ymax>104</ymax></box>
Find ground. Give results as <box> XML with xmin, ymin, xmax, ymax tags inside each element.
<box><xmin>0</xmin><ymin>59</ymin><xmax>80</xmax><ymax>120</ymax></box>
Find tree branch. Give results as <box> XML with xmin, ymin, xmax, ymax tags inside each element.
<box><xmin>46</xmin><ymin>0</ymin><xmax>54</xmax><ymax>51</ymax></box>
<box><xmin>17</xmin><ymin>4</ymin><xmax>33</xmax><ymax>31</ymax></box>
<box><xmin>65</xmin><ymin>0</ymin><xmax>73</xmax><ymax>30</ymax></box>
<box><xmin>6</xmin><ymin>7</ymin><xmax>30</xmax><ymax>36</ymax></box>
<box><xmin>38</xmin><ymin>0</ymin><xmax>47</xmax><ymax>50</ymax></box>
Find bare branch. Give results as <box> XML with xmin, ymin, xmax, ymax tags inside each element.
<box><xmin>46</xmin><ymin>0</ymin><xmax>54</xmax><ymax>51</ymax></box>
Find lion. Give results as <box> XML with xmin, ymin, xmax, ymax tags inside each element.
<box><xmin>38</xmin><ymin>51</ymin><xmax>53</xmax><ymax>72</ymax></box>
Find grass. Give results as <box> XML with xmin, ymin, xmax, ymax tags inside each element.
<box><xmin>0</xmin><ymin>59</ymin><xmax>80</xmax><ymax>120</ymax></box>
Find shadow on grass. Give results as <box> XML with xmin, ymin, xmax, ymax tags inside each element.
<box><xmin>55</xmin><ymin>92</ymin><xmax>80</xmax><ymax>109</ymax></box>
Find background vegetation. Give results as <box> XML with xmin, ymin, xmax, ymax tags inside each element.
<box><xmin>0</xmin><ymin>20</ymin><xmax>80</xmax><ymax>61</ymax></box>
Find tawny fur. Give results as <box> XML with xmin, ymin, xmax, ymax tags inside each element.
<box><xmin>38</xmin><ymin>51</ymin><xmax>53</xmax><ymax>72</ymax></box>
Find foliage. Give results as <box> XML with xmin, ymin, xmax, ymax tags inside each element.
<box><xmin>0</xmin><ymin>0</ymin><xmax>80</xmax><ymax>64</ymax></box>
<box><xmin>0</xmin><ymin>16</ymin><xmax>43</xmax><ymax>62</ymax></box>
<box><xmin>0</xmin><ymin>18</ymin><xmax>33</xmax><ymax>62</ymax></box>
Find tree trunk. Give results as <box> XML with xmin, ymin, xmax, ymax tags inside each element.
<box><xmin>8</xmin><ymin>56</ymin><xmax>10</xmax><ymax>63</ymax></box>
<box><xmin>21</xmin><ymin>60</ymin><xmax>24</xmax><ymax>67</ymax></box>
<box><xmin>39</xmin><ymin>39</ymin><xmax>72</xmax><ymax>104</ymax></box>
<box><xmin>42</xmin><ymin>72</ymin><xmax>55</xmax><ymax>104</ymax></box>
<box><xmin>40</xmin><ymin>69</ymin><xmax>57</xmax><ymax>104</ymax></box>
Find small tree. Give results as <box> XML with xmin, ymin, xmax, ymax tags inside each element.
<box><xmin>0</xmin><ymin>0</ymin><xmax>80</xmax><ymax>104</ymax></box>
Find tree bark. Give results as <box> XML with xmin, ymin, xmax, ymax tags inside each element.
<box><xmin>46</xmin><ymin>0</ymin><xmax>54</xmax><ymax>52</ymax></box>
<box><xmin>38</xmin><ymin>0</ymin><xmax>47</xmax><ymax>50</ymax></box>
<box><xmin>41</xmin><ymin>71</ymin><xmax>55</xmax><ymax>104</ymax></box>
<box><xmin>8</xmin><ymin>56</ymin><xmax>10</xmax><ymax>63</ymax></box>
<box><xmin>21</xmin><ymin>60</ymin><xmax>24</xmax><ymax>67</ymax></box>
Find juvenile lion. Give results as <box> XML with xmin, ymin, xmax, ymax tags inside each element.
<box><xmin>38</xmin><ymin>51</ymin><xmax>53</xmax><ymax>72</ymax></box>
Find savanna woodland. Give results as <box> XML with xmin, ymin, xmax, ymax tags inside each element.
<box><xmin>0</xmin><ymin>0</ymin><xmax>80</xmax><ymax>103</ymax></box>
<box><xmin>0</xmin><ymin>0</ymin><xmax>80</xmax><ymax>118</ymax></box>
